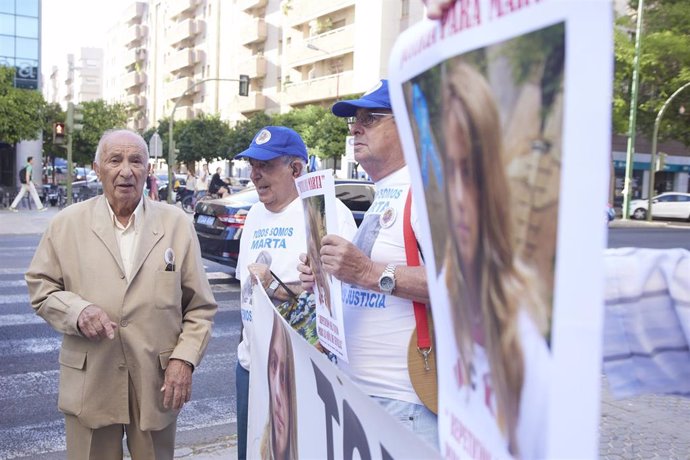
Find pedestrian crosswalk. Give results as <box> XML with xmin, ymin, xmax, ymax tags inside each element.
<box><xmin>0</xmin><ymin>264</ymin><xmax>241</xmax><ymax>460</ymax></box>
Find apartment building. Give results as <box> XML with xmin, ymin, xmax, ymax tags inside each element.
<box><xmin>101</xmin><ymin>0</ymin><xmax>425</xmax><ymax>131</ymax></box>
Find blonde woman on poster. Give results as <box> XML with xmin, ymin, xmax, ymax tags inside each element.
<box><xmin>441</xmin><ymin>60</ymin><xmax>551</xmax><ymax>459</ymax></box>
<box><xmin>260</xmin><ymin>312</ymin><xmax>299</xmax><ymax>460</ymax></box>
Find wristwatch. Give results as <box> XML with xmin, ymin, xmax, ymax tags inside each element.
<box><xmin>266</xmin><ymin>278</ymin><xmax>280</xmax><ymax>298</ymax></box>
<box><xmin>378</xmin><ymin>264</ymin><xmax>397</xmax><ymax>295</ymax></box>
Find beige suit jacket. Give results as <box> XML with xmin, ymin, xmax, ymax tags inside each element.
<box><xmin>26</xmin><ymin>196</ymin><xmax>217</xmax><ymax>430</ymax></box>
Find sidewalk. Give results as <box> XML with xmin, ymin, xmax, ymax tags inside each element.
<box><xmin>0</xmin><ymin>205</ymin><xmax>60</xmax><ymax>235</ymax></box>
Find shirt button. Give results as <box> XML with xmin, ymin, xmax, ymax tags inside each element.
<box><xmin>118</xmin><ymin>363</ymin><xmax>126</xmax><ymax>369</ymax></box>
<box><xmin>120</xmin><ymin>274</ymin><xmax>125</xmax><ymax>279</ymax></box>
<box><xmin>120</xmin><ymin>320</ymin><xmax>128</xmax><ymax>327</ymax></box>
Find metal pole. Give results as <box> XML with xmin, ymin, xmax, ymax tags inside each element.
<box><xmin>66</xmin><ymin>103</ymin><xmax>73</xmax><ymax>206</ymax></box>
<box><xmin>646</xmin><ymin>81</ymin><xmax>690</xmax><ymax>220</ymax></box>
<box><xmin>622</xmin><ymin>0</ymin><xmax>644</xmax><ymax>220</ymax></box>
<box><xmin>167</xmin><ymin>77</ymin><xmax>240</xmax><ymax>203</ymax></box>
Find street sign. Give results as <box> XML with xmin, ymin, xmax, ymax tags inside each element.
<box><xmin>149</xmin><ymin>132</ymin><xmax>162</xmax><ymax>158</ymax></box>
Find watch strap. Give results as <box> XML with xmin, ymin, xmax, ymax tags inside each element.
<box><xmin>266</xmin><ymin>278</ymin><xmax>280</xmax><ymax>297</ymax></box>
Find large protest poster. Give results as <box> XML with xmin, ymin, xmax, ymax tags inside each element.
<box><xmin>246</xmin><ymin>284</ymin><xmax>439</xmax><ymax>459</ymax></box>
<box><xmin>296</xmin><ymin>170</ymin><xmax>349</xmax><ymax>361</ymax></box>
<box><xmin>388</xmin><ymin>1</ymin><xmax>612</xmax><ymax>458</ymax></box>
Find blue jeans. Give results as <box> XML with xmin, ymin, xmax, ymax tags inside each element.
<box><xmin>235</xmin><ymin>362</ymin><xmax>250</xmax><ymax>460</ymax></box>
<box><xmin>371</xmin><ymin>396</ymin><xmax>439</xmax><ymax>450</ymax></box>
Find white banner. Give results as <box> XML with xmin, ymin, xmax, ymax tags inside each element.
<box><xmin>388</xmin><ymin>1</ymin><xmax>611</xmax><ymax>458</ymax></box>
<box><xmin>296</xmin><ymin>170</ymin><xmax>349</xmax><ymax>361</ymax></box>
<box><xmin>247</xmin><ymin>285</ymin><xmax>439</xmax><ymax>459</ymax></box>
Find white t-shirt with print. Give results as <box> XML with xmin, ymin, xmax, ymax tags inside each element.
<box><xmin>338</xmin><ymin>166</ymin><xmax>423</xmax><ymax>405</ymax></box>
<box><xmin>236</xmin><ymin>196</ymin><xmax>356</xmax><ymax>370</ymax></box>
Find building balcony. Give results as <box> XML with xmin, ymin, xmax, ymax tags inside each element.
<box><xmin>238</xmin><ymin>0</ymin><xmax>267</xmax><ymax>12</ymax></box>
<box><xmin>124</xmin><ymin>47</ymin><xmax>147</xmax><ymax>67</ymax></box>
<box><xmin>123</xmin><ymin>71</ymin><xmax>146</xmax><ymax>90</ymax></box>
<box><xmin>240</xmin><ymin>18</ymin><xmax>267</xmax><ymax>46</ymax></box>
<box><xmin>169</xmin><ymin>19</ymin><xmax>204</xmax><ymax>46</ymax></box>
<box><xmin>169</xmin><ymin>49</ymin><xmax>205</xmax><ymax>73</ymax></box>
<box><xmin>125</xmin><ymin>24</ymin><xmax>148</xmax><ymax>47</ymax></box>
<box><xmin>287</xmin><ymin>0</ymin><xmax>355</xmax><ymax>28</ymax></box>
<box><xmin>168</xmin><ymin>0</ymin><xmax>200</xmax><ymax>19</ymax></box>
<box><xmin>126</xmin><ymin>94</ymin><xmax>146</xmax><ymax>107</ymax></box>
<box><xmin>284</xmin><ymin>71</ymin><xmax>353</xmax><ymax>106</ymax></box>
<box><xmin>123</xmin><ymin>2</ymin><xmax>146</xmax><ymax>24</ymax></box>
<box><xmin>238</xmin><ymin>56</ymin><xmax>267</xmax><ymax>79</ymax></box>
<box><xmin>168</xmin><ymin>77</ymin><xmax>200</xmax><ymax>100</ymax></box>
<box><xmin>237</xmin><ymin>92</ymin><xmax>266</xmax><ymax>113</ymax></box>
<box><xmin>287</xmin><ymin>24</ymin><xmax>354</xmax><ymax>67</ymax></box>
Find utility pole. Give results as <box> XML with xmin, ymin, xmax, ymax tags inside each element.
<box><xmin>646</xmin><ymin>81</ymin><xmax>690</xmax><ymax>220</ymax></box>
<box><xmin>622</xmin><ymin>0</ymin><xmax>644</xmax><ymax>220</ymax></box>
<box><xmin>65</xmin><ymin>102</ymin><xmax>84</xmax><ymax>206</ymax></box>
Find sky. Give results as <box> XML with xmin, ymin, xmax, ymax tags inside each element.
<box><xmin>41</xmin><ymin>0</ymin><xmax>129</xmax><ymax>77</ymax></box>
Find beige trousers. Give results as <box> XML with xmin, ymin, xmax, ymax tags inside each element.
<box><xmin>64</xmin><ymin>376</ymin><xmax>176</xmax><ymax>460</ymax></box>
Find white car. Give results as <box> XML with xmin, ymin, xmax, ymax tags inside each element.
<box><xmin>629</xmin><ymin>192</ymin><xmax>690</xmax><ymax>221</ymax></box>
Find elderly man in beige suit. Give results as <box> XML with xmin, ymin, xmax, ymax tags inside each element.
<box><xmin>26</xmin><ymin>129</ymin><xmax>217</xmax><ymax>460</ymax></box>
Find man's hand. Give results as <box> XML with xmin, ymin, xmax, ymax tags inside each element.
<box><xmin>247</xmin><ymin>263</ymin><xmax>272</xmax><ymax>290</ymax></box>
<box><xmin>297</xmin><ymin>253</ymin><xmax>315</xmax><ymax>292</ymax></box>
<box><xmin>320</xmin><ymin>235</ymin><xmax>375</xmax><ymax>287</ymax></box>
<box><xmin>77</xmin><ymin>305</ymin><xmax>118</xmax><ymax>341</ymax></box>
<box><xmin>424</xmin><ymin>0</ymin><xmax>455</xmax><ymax>19</ymax></box>
<box><xmin>161</xmin><ymin>359</ymin><xmax>193</xmax><ymax>410</ymax></box>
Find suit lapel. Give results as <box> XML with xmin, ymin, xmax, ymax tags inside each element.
<box><xmin>129</xmin><ymin>198</ymin><xmax>164</xmax><ymax>282</ymax></box>
<box><xmin>91</xmin><ymin>196</ymin><xmax>126</xmax><ymax>276</ymax></box>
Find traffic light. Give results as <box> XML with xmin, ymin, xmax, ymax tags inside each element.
<box><xmin>239</xmin><ymin>74</ymin><xmax>249</xmax><ymax>97</ymax></box>
<box><xmin>53</xmin><ymin>122</ymin><xmax>66</xmax><ymax>145</ymax></box>
<box><xmin>67</xmin><ymin>103</ymin><xmax>84</xmax><ymax>132</ymax></box>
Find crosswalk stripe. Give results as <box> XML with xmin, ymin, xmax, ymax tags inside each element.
<box><xmin>0</xmin><ymin>350</ymin><xmax>237</xmax><ymax>401</ymax></box>
<box><xmin>0</xmin><ymin>280</ymin><xmax>26</xmax><ymax>288</ymax></box>
<box><xmin>0</xmin><ymin>325</ymin><xmax>240</xmax><ymax>358</ymax></box>
<box><xmin>0</xmin><ymin>313</ymin><xmax>44</xmax><ymax>326</ymax></box>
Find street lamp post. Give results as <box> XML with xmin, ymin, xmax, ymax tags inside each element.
<box><xmin>167</xmin><ymin>77</ymin><xmax>247</xmax><ymax>203</ymax></box>
<box><xmin>645</xmin><ymin>80</ymin><xmax>690</xmax><ymax>221</ymax></box>
<box><xmin>622</xmin><ymin>0</ymin><xmax>644</xmax><ymax>220</ymax></box>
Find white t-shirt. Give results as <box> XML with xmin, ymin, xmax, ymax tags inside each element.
<box><xmin>236</xmin><ymin>196</ymin><xmax>357</xmax><ymax>370</ymax></box>
<box><xmin>338</xmin><ymin>166</ymin><xmax>423</xmax><ymax>405</ymax></box>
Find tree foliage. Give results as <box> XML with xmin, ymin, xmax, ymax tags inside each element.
<box><xmin>614</xmin><ymin>0</ymin><xmax>690</xmax><ymax>146</ymax></box>
<box><xmin>72</xmin><ymin>100</ymin><xmax>130</xmax><ymax>166</ymax></box>
<box><xmin>0</xmin><ymin>66</ymin><xmax>46</xmax><ymax>144</ymax></box>
<box><xmin>176</xmin><ymin>115</ymin><xmax>232</xmax><ymax>168</ymax></box>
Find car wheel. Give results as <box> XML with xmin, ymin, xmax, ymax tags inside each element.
<box><xmin>632</xmin><ymin>208</ymin><xmax>647</xmax><ymax>220</ymax></box>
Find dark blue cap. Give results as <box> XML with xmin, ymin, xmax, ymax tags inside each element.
<box><xmin>235</xmin><ymin>126</ymin><xmax>308</xmax><ymax>162</ymax></box>
<box><xmin>331</xmin><ymin>80</ymin><xmax>391</xmax><ymax>117</ymax></box>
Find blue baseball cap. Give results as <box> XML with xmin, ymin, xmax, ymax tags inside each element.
<box><xmin>234</xmin><ymin>126</ymin><xmax>308</xmax><ymax>162</ymax></box>
<box><xmin>331</xmin><ymin>79</ymin><xmax>391</xmax><ymax>117</ymax></box>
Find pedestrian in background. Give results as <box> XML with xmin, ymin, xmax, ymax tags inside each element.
<box><xmin>147</xmin><ymin>163</ymin><xmax>159</xmax><ymax>201</ymax></box>
<box><xmin>25</xmin><ymin>129</ymin><xmax>217</xmax><ymax>459</ymax></box>
<box><xmin>9</xmin><ymin>156</ymin><xmax>47</xmax><ymax>212</ymax></box>
<box><xmin>196</xmin><ymin>163</ymin><xmax>209</xmax><ymax>200</ymax></box>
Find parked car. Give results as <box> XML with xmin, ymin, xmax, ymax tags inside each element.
<box><xmin>73</xmin><ymin>167</ymin><xmax>93</xmax><ymax>181</ymax></box>
<box><xmin>194</xmin><ymin>179</ymin><xmax>376</xmax><ymax>268</ymax></box>
<box><xmin>629</xmin><ymin>192</ymin><xmax>690</xmax><ymax>221</ymax></box>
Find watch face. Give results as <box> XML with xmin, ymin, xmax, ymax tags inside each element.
<box><xmin>380</xmin><ymin>276</ymin><xmax>394</xmax><ymax>291</ymax></box>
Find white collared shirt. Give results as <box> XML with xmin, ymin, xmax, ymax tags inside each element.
<box><xmin>105</xmin><ymin>197</ymin><xmax>144</xmax><ymax>281</ymax></box>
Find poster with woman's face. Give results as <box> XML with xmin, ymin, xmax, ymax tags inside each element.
<box><xmin>389</xmin><ymin>1</ymin><xmax>611</xmax><ymax>459</ymax></box>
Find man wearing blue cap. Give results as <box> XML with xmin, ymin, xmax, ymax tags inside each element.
<box><xmin>298</xmin><ymin>80</ymin><xmax>438</xmax><ymax>447</ymax></box>
<box><xmin>232</xmin><ymin>126</ymin><xmax>357</xmax><ymax>459</ymax></box>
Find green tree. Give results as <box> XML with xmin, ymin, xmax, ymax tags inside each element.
<box><xmin>226</xmin><ymin>112</ymin><xmax>273</xmax><ymax>158</ymax></box>
<box><xmin>176</xmin><ymin>115</ymin><xmax>232</xmax><ymax>169</ymax></box>
<box><xmin>614</xmin><ymin>0</ymin><xmax>690</xmax><ymax>146</ymax></box>
<box><xmin>0</xmin><ymin>66</ymin><xmax>46</xmax><ymax>144</ymax></box>
<box><xmin>72</xmin><ymin>100</ymin><xmax>130</xmax><ymax>166</ymax></box>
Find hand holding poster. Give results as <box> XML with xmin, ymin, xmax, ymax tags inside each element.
<box><xmin>296</xmin><ymin>170</ymin><xmax>349</xmax><ymax>361</ymax></box>
<box><xmin>247</xmin><ymin>284</ymin><xmax>439</xmax><ymax>459</ymax></box>
<box><xmin>388</xmin><ymin>1</ymin><xmax>612</xmax><ymax>458</ymax></box>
